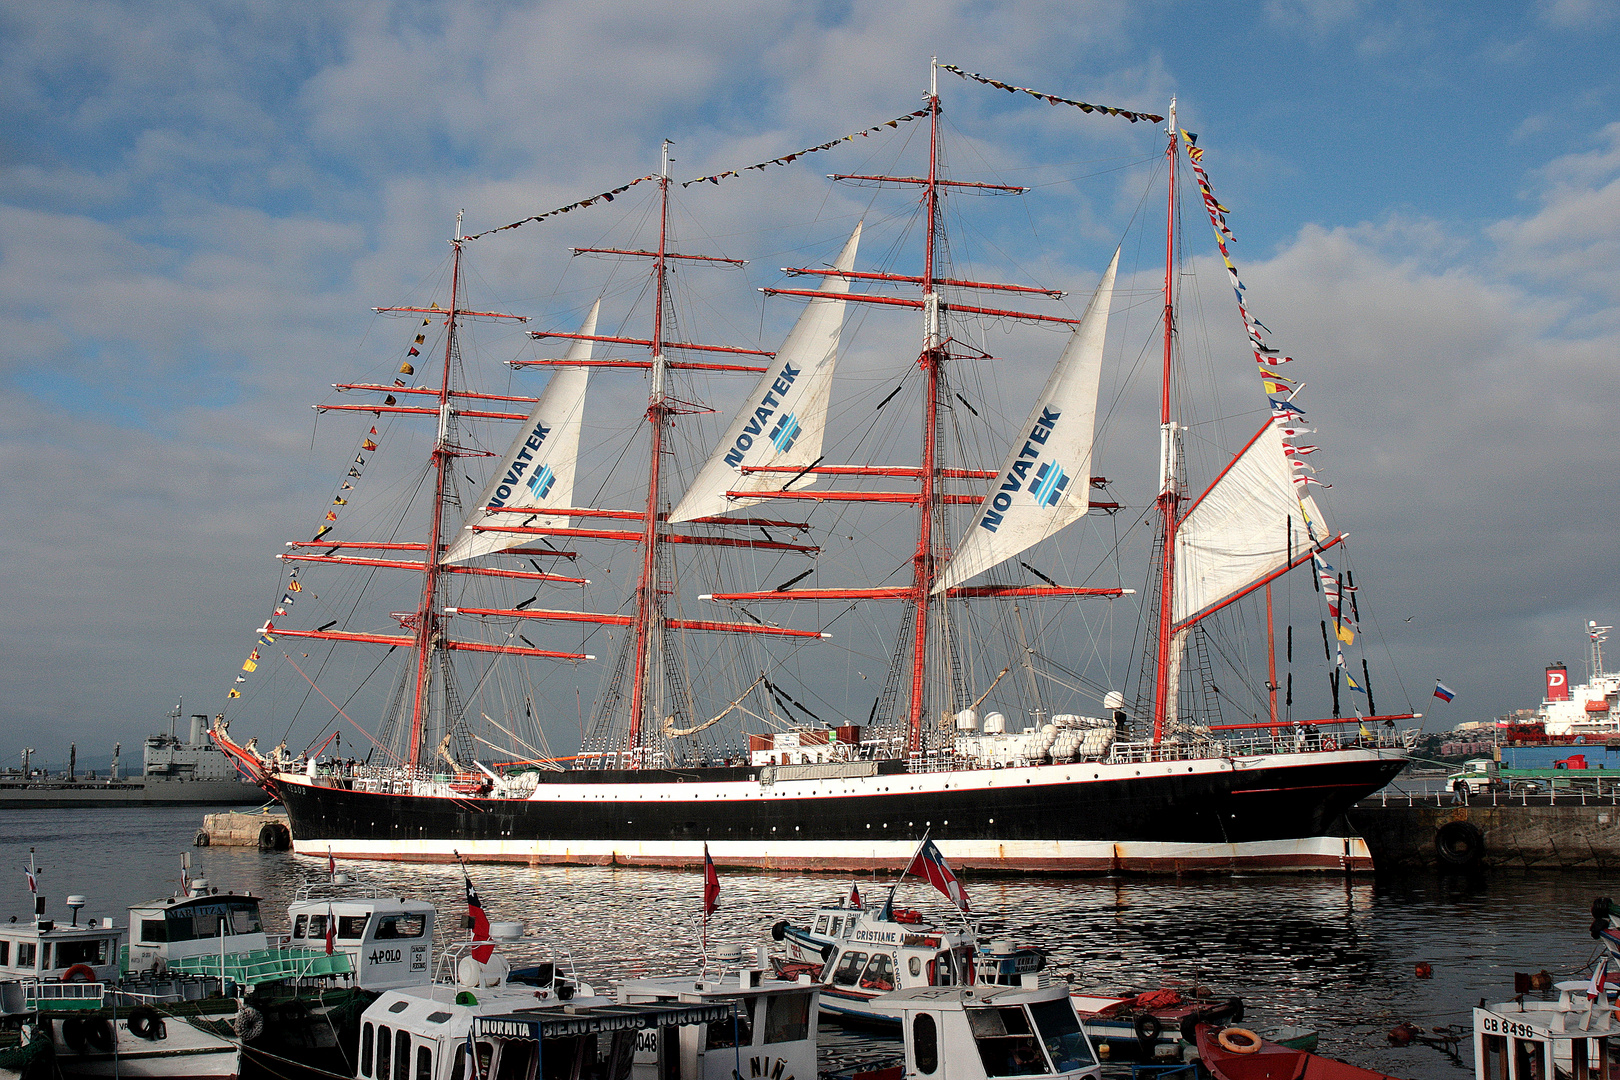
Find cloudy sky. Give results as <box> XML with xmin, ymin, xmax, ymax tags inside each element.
<box><xmin>4</xmin><ymin>0</ymin><xmax>1618</xmax><ymax>768</ymax></box>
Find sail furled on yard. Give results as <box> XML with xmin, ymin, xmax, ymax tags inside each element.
<box><xmin>1171</xmin><ymin>417</ymin><xmax>1329</xmax><ymax>625</ymax></box>
<box><xmin>442</xmin><ymin>302</ymin><xmax>597</xmax><ymax>564</ymax></box>
<box><xmin>932</xmin><ymin>250</ymin><xmax>1119</xmax><ymax>594</ymax></box>
<box><xmin>668</xmin><ymin>224</ymin><xmax>861</xmax><ymax>524</ymax></box>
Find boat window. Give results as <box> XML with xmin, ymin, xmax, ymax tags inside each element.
<box><xmin>1480</xmin><ymin>1034</ymin><xmax>1505</xmax><ymax>1080</ymax></box>
<box><xmin>232</xmin><ymin>901</ymin><xmax>263</xmax><ymax>934</ymax></box>
<box><xmin>294</xmin><ymin>915</ymin><xmax>309</xmax><ymax>939</ymax></box>
<box><xmin>362</xmin><ymin>1023</ymin><xmax>374</xmax><ymax>1076</ymax></box>
<box><xmin>966</xmin><ymin>1006</ymin><xmax>1051</xmax><ymax>1077</ymax></box>
<box><xmin>814</xmin><ymin>917</ymin><xmax>829</xmax><ymax>935</ymax></box>
<box><xmin>764</xmin><ymin>993</ymin><xmax>811</xmax><ymax>1044</ymax></box>
<box><xmin>376</xmin><ymin>914</ymin><xmax>427</xmax><ymax>940</ymax></box>
<box><xmin>1029</xmin><ymin>999</ymin><xmax>1094</xmax><ymax>1072</ymax></box>
<box><xmin>909</xmin><ymin>957</ymin><xmax>922</xmax><ymax>977</ymax></box>
<box><xmin>574</xmin><ymin>1030</ymin><xmax>637</xmax><ymax>1080</ymax></box>
<box><xmin>377</xmin><ymin>1026</ymin><xmax>392</xmax><ymax>1080</ymax></box>
<box><xmin>40</xmin><ymin>944</ymin><xmax>50</xmax><ymax>970</ymax></box>
<box><xmin>705</xmin><ymin>1000</ymin><xmax>754</xmax><ymax>1049</ymax></box>
<box><xmin>15</xmin><ymin>942</ymin><xmax>35</xmax><ymax>969</ymax></box>
<box><xmin>476</xmin><ymin>1042</ymin><xmax>494</xmax><ymax>1080</ymax></box>
<box><xmin>165</xmin><ymin>899</ymin><xmax>263</xmax><ymax>942</ymax></box>
<box><xmin>389</xmin><ymin>1001</ymin><xmax>410</xmax><ymax>1013</ymax></box>
<box><xmin>1513</xmin><ymin>1038</ymin><xmax>1545</xmax><ymax>1080</ymax></box>
<box><xmin>427</xmin><ymin>1012</ymin><xmax>452</xmax><ymax>1024</ymax></box>
<box><xmin>859</xmin><ymin>955</ymin><xmax>895</xmax><ymax>991</ymax></box>
<box><xmin>494</xmin><ymin>1041</ymin><xmax>537</xmax><ymax>1080</ymax></box>
<box><xmin>55</xmin><ymin>939</ymin><xmax>108</xmax><ymax>967</ymax></box>
<box><xmin>140</xmin><ymin>919</ymin><xmax>168</xmax><ymax>944</ymax></box>
<box><xmin>306</xmin><ymin>914</ymin><xmax>328</xmax><ymax>941</ymax></box>
<box><xmin>831</xmin><ymin>951</ymin><xmax>868</xmax><ymax>986</ymax></box>
<box><xmin>0</xmin><ymin>941</ymin><xmax>9</xmax><ymax>965</ymax></box>
<box><xmin>395</xmin><ymin>1028</ymin><xmax>411</xmax><ymax>1080</ymax></box>
<box><xmin>340</xmin><ymin>915</ymin><xmax>371</xmax><ymax>940</ymax></box>
<box><xmin>827</xmin><ymin>918</ymin><xmax>843</xmax><ymax>938</ymax></box>
<box><xmin>913</xmin><ymin>1013</ymin><xmax>938</xmax><ymax>1075</ymax></box>
<box><xmin>416</xmin><ymin>1045</ymin><xmax>432</xmax><ymax>1080</ymax></box>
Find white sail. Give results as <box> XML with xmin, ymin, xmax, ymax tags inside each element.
<box><xmin>441</xmin><ymin>301</ymin><xmax>597</xmax><ymax>565</ymax></box>
<box><xmin>932</xmin><ymin>249</ymin><xmax>1119</xmax><ymax>594</ymax></box>
<box><xmin>1171</xmin><ymin>417</ymin><xmax>1328</xmax><ymax>624</ymax></box>
<box><xmin>667</xmin><ymin>224</ymin><xmax>861</xmax><ymax>524</ymax></box>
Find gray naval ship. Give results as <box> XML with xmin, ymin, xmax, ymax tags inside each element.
<box><xmin>0</xmin><ymin>706</ymin><xmax>267</xmax><ymax>807</ymax></box>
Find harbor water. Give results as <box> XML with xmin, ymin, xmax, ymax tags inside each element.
<box><xmin>4</xmin><ymin>806</ymin><xmax>1612</xmax><ymax>1080</ymax></box>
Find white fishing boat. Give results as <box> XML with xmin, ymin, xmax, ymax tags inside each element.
<box><xmin>352</xmin><ymin>932</ymin><xmax>819</xmax><ymax>1080</ymax></box>
<box><xmin>216</xmin><ymin>59</ymin><xmax>1416</xmax><ymax>874</ymax></box>
<box><xmin>882</xmin><ymin>982</ymin><xmax>1102</xmax><ymax>1080</ymax></box>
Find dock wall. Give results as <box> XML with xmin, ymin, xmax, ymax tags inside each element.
<box><xmin>1348</xmin><ymin>792</ymin><xmax>1620</xmax><ymax>871</ymax></box>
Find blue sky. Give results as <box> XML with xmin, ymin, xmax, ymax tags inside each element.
<box><xmin>3</xmin><ymin>0</ymin><xmax>1619</xmax><ymax>764</ymax></box>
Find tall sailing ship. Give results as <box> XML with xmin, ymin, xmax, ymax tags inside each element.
<box><xmin>215</xmin><ymin>64</ymin><xmax>1414</xmax><ymax>872</ymax></box>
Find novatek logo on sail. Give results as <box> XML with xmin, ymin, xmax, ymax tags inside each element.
<box><xmin>487</xmin><ymin>420</ymin><xmax>553</xmax><ymax>508</ymax></box>
<box><xmin>980</xmin><ymin>406</ymin><xmax>1061</xmax><ymax>533</ymax></box>
<box><xmin>525</xmin><ymin>464</ymin><xmax>555</xmax><ymax>500</ymax></box>
<box><xmin>722</xmin><ymin>362</ymin><xmax>801</xmax><ymax>468</ymax></box>
<box><xmin>1031</xmin><ymin>461</ymin><xmax>1069</xmax><ymax>508</ymax></box>
<box><xmin>769</xmin><ymin>413</ymin><xmax>801</xmax><ymax>454</ymax></box>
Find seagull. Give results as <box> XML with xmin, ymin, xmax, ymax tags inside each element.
<box><xmin>1404</xmin><ymin>616</ymin><xmax>1415</xmax><ymax>622</ymax></box>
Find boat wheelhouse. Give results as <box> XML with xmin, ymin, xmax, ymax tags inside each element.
<box><xmin>884</xmin><ymin>983</ymin><xmax>1102</xmax><ymax>1080</ymax></box>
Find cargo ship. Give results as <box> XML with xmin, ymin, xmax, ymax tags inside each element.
<box><xmin>3</xmin><ymin>706</ymin><xmax>266</xmax><ymax>808</ymax></box>
<box><xmin>214</xmin><ymin>64</ymin><xmax>1413</xmax><ymax>871</ymax></box>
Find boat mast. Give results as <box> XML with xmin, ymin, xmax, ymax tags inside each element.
<box><xmin>906</xmin><ymin>59</ymin><xmax>945</xmax><ymax>754</ymax></box>
<box><xmin>626</xmin><ymin>143</ymin><xmax>675</xmax><ymax>753</ymax></box>
<box><xmin>406</xmin><ymin>210</ymin><xmax>466</xmax><ymax>767</ymax></box>
<box><xmin>1150</xmin><ymin>100</ymin><xmax>1179</xmax><ymax>743</ymax></box>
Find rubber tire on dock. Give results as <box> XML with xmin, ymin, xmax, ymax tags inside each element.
<box><xmin>194</xmin><ymin>830</ymin><xmax>210</xmax><ymax>847</ymax></box>
<box><xmin>257</xmin><ymin>821</ymin><xmax>291</xmax><ymax>852</ymax></box>
<box><xmin>1133</xmin><ymin>1013</ymin><xmax>1162</xmax><ymax>1047</ymax></box>
<box><xmin>1435</xmin><ymin>820</ymin><xmax>1484</xmax><ymax>868</ymax></box>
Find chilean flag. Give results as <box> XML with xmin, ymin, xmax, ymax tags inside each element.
<box><xmin>23</xmin><ymin>868</ymin><xmax>35</xmax><ymax>895</ymax></box>
<box><xmin>848</xmin><ymin>882</ymin><xmax>862</xmax><ymax>908</ymax></box>
<box><xmin>463</xmin><ymin>868</ymin><xmax>494</xmax><ymax>963</ymax></box>
<box><xmin>325</xmin><ymin>903</ymin><xmax>336</xmax><ymax>956</ymax></box>
<box><xmin>906</xmin><ymin>839</ymin><xmax>970</xmax><ymax>912</ymax></box>
<box><xmin>702</xmin><ymin>844</ymin><xmax>720</xmax><ymax>916</ymax></box>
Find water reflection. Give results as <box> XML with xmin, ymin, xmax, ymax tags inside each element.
<box><xmin>0</xmin><ymin>809</ymin><xmax>1606</xmax><ymax>1080</ymax></box>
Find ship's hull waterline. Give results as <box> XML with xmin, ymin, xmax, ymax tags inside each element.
<box><xmin>267</xmin><ymin>747</ymin><xmax>1406</xmax><ymax>873</ymax></box>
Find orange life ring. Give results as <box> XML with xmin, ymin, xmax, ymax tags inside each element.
<box><xmin>1217</xmin><ymin>1028</ymin><xmax>1261</xmax><ymax>1055</ymax></box>
<box><xmin>62</xmin><ymin>964</ymin><xmax>96</xmax><ymax>983</ymax></box>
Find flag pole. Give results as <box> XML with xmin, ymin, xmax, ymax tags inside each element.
<box><xmin>884</xmin><ymin>830</ymin><xmax>930</xmax><ymax>919</ymax></box>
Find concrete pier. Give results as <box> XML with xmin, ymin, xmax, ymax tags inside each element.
<box><xmin>1348</xmin><ymin>790</ymin><xmax>1620</xmax><ymax>870</ymax></box>
<box><xmin>196</xmin><ymin>809</ymin><xmax>291</xmax><ymax>850</ymax></box>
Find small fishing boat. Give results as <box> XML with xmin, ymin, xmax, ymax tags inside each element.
<box><xmin>1472</xmin><ymin>973</ymin><xmax>1618</xmax><ymax>1080</ymax></box>
<box><xmin>880</xmin><ymin>982</ymin><xmax>1103</xmax><ymax>1080</ymax></box>
<box><xmin>772</xmin><ymin>892</ymin><xmax>1237</xmax><ymax>1055</ymax></box>
<box><xmin>1192</xmin><ymin>1023</ymin><xmax>1405</xmax><ymax>1080</ymax></box>
<box><xmin>771</xmin><ymin>896</ymin><xmax>1038</xmax><ymax>1025</ymax></box>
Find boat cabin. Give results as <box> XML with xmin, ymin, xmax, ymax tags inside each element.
<box><xmin>1475</xmin><ymin>984</ymin><xmax>1616</xmax><ymax>1080</ymax></box>
<box><xmin>0</xmin><ymin>893</ymin><xmax>123</xmax><ymax>1015</ymax></box>
<box><xmin>885</xmin><ymin>984</ymin><xmax>1101</xmax><ymax>1080</ymax></box>
<box><xmin>126</xmin><ymin>878</ymin><xmax>267</xmax><ymax>972</ymax></box>
<box><xmin>617</xmin><ymin>956</ymin><xmax>820</xmax><ymax>1080</ymax></box>
<box><xmin>284</xmin><ymin>888</ymin><xmax>437</xmax><ymax>990</ymax></box>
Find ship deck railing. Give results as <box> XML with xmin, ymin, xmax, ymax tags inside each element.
<box><xmin>24</xmin><ymin>980</ymin><xmax>104</xmax><ymax>1012</ymax></box>
<box><xmin>1364</xmin><ymin>785</ymin><xmax>1620</xmax><ymax>808</ymax></box>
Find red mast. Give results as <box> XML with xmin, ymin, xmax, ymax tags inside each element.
<box><xmin>905</xmin><ymin>62</ymin><xmax>945</xmax><ymax>754</ymax></box>
<box><xmin>1150</xmin><ymin>100</ymin><xmax>1179</xmax><ymax>743</ymax></box>
<box><xmin>626</xmin><ymin>142</ymin><xmax>675</xmax><ymax>753</ymax></box>
<box><xmin>405</xmin><ymin>212</ymin><xmax>466</xmax><ymax>767</ymax></box>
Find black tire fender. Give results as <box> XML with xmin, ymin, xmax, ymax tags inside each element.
<box><xmin>1133</xmin><ymin>1013</ymin><xmax>1162</xmax><ymax>1045</ymax></box>
<box><xmin>84</xmin><ymin>1019</ymin><xmax>114</xmax><ymax>1054</ymax></box>
<box><xmin>128</xmin><ymin>1007</ymin><xmax>163</xmax><ymax>1040</ymax></box>
<box><xmin>61</xmin><ymin>1018</ymin><xmax>88</xmax><ymax>1053</ymax></box>
<box><xmin>770</xmin><ymin>920</ymin><xmax>789</xmax><ymax>942</ymax></box>
<box><xmin>1435</xmin><ymin>820</ymin><xmax>1484</xmax><ymax>867</ymax></box>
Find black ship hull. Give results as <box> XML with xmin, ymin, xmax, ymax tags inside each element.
<box><xmin>266</xmin><ymin>746</ymin><xmax>1407</xmax><ymax>873</ymax></box>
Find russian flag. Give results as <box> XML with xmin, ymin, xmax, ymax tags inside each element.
<box><xmin>1434</xmin><ymin>681</ymin><xmax>1456</xmax><ymax>703</ymax></box>
<box><xmin>906</xmin><ymin>839</ymin><xmax>970</xmax><ymax>912</ymax></box>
